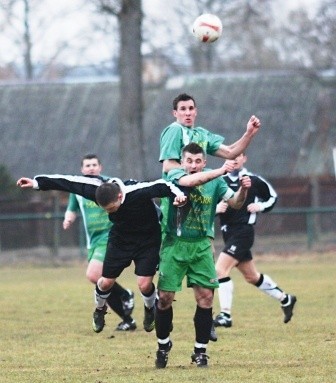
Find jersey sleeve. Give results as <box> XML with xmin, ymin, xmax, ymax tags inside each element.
<box><xmin>253</xmin><ymin>175</ymin><xmax>277</xmax><ymax>212</ymax></box>
<box><xmin>159</xmin><ymin>124</ymin><xmax>184</xmax><ymax>162</ymax></box>
<box><xmin>66</xmin><ymin>193</ymin><xmax>80</xmax><ymax>213</ymax></box>
<box><xmin>34</xmin><ymin>174</ymin><xmax>104</xmax><ymax>202</ymax></box>
<box><xmin>201</xmin><ymin>128</ymin><xmax>225</xmax><ymax>155</ymax></box>
<box><xmin>125</xmin><ymin>179</ymin><xmax>185</xmax><ymax>200</ymax></box>
<box><xmin>218</xmin><ymin>178</ymin><xmax>235</xmax><ymax>201</ymax></box>
<box><xmin>166</xmin><ymin>168</ymin><xmax>187</xmax><ymax>183</ymax></box>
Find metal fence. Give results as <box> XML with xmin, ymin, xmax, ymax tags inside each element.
<box><xmin>0</xmin><ymin>207</ymin><xmax>335</xmax><ymax>261</ymax></box>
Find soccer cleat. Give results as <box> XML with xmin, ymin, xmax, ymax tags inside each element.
<box><xmin>282</xmin><ymin>295</ymin><xmax>297</xmax><ymax>323</ymax></box>
<box><xmin>155</xmin><ymin>341</ymin><xmax>173</xmax><ymax>369</ymax></box>
<box><xmin>214</xmin><ymin>312</ymin><xmax>232</xmax><ymax>328</ymax></box>
<box><xmin>143</xmin><ymin>305</ymin><xmax>155</xmax><ymax>332</ymax></box>
<box><xmin>115</xmin><ymin>319</ymin><xmax>137</xmax><ymax>331</ymax></box>
<box><xmin>191</xmin><ymin>352</ymin><xmax>209</xmax><ymax>367</ymax></box>
<box><xmin>209</xmin><ymin>321</ymin><xmax>217</xmax><ymax>342</ymax></box>
<box><xmin>122</xmin><ymin>289</ymin><xmax>135</xmax><ymax>317</ymax></box>
<box><xmin>92</xmin><ymin>305</ymin><xmax>107</xmax><ymax>333</ymax></box>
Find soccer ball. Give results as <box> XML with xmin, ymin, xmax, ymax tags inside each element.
<box><xmin>192</xmin><ymin>14</ymin><xmax>223</xmax><ymax>43</ymax></box>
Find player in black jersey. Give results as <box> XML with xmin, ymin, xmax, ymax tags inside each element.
<box><xmin>17</xmin><ymin>174</ymin><xmax>186</xmax><ymax>334</ymax></box>
<box><xmin>213</xmin><ymin>153</ymin><xmax>297</xmax><ymax>329</ymax></box>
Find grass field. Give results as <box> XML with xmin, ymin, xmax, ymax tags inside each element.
<box><xmin>0</xmin><ymin>253</ymin><xmax>335</xmax><ymax>383</ymax></box>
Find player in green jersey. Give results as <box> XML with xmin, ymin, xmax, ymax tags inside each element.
<box><xmin>158</xmin><ymin>92</ymin><xmax>261</xmax><ymax>341</ymax></box>
<box><xmin>159</xmin><ymin>93</ymin><xmax>261</xmax><ymax>176</ymax></box>
<box><xmin>63</xmin><ymin>154</ymin><xmax>136</xmax><ymax>332</ymax></box>
<box><xmin>154</xmin><ymin>143</ymin><xmax>251</xmax><ymax>368</ymax></box>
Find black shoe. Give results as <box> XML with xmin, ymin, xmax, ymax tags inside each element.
<box><xmin>191</xmin><ymin>352</ymin><xmax>209</xmax><ymax>367</ymax></box>
<box><xmin>92</xmin><ymin>306</ymin><xmax>107</xmax><ymax>333</ymax></box>
<box><xmin>155</xmin><ymin>341</ymin><xmax>173</xmax><ymax>369</ymax></box>
<box><xmin>214</xmin><ymin>312</ymin><xmax>232</xmax><ymax>328</ymax></box>
<box><xmin>115</xmin><ymin>319</ymin><xmax>137</xmax><ymax>331</ymax></box>
<box><xmin>282</xmin><ymin>295</ymin><xmax>297</xmax><ymax>323</ymax></box>
<box><xmin>122</xmin><ymin>289</ymin><xmax>135</xmax><ymax>317</ymax></box>
<box><xmin>143</xmin><ymin>305</ymin><xmax>155</xmax><ymax>332</ymax></box>
<box><xmin>209</xmin><ymin>321</ymin><xmax>217</xmax><ymax>342</ymax></box>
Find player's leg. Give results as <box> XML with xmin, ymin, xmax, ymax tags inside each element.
<box><xmin>138</xmin><ymin>275</ymin><xmax>157</xmax><ymax>332</ymax></box>
<box><xmin>188</xmin><ymin>238</ymin><xmax>218</xmax><ymax>367</ymax></box>
<box><xmin>93</xmin><ymin>242</ymin><xmax>131</xmax><ymax>332</ymax></box>
<box><xmin>154</xmin><ymin>236</ymin><xmax>187</xmax><ymax>368</ymax></box>
<box><xmin>238</xmin><ymin>260</ymin><xmax>297</xmax><ymax>323</ymax></box>
<box><xmin>214</xmin><ymin>224</ymin><xmax>253</xmax><ymax>328</ymax></box>
<box><xmin>192</xmin><ymin>286</ymin><xmax>213</xmax><ymax>367</ymax></box>
<box><xmin>155</xmin><ymin>290</ymin><xmax>175</xmax><ymax>368</ymax></box>
<box><xmin>214</xmin><ymin>251</ymin><xmax>238</xmax><ymax>328</ymax></box>
<box><xmin>109</xmin><ymin>284</ymin><xmax>136</xmax><ymax>331</ymax></box>
<box><xmin>133</xmin><ymin>240</ymin><xmax>160</xmax><ymax>333</ymax></box>
<box><xmin>88</xmin><ymin>245</ymin><xmax>135</xmax><ymax>331</ymax></box>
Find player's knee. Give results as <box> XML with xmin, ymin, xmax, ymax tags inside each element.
<box><xmin>138</xmin><ymin>279</ymin><xmax>153</xmax><ymax>295</ymax></box>
<box><xmin>245</xmin><ymin>274</ymin><xmax>259</xmax><ymax>284</ymax></box>
<box><xmin>157</xmin><ymin>292</ymin><xmax>174</xmax><ymax>310</ymax></box>
<box><xmin>86</xmin><ymin>269</ymin><xmax>100</xmax><ymax>284</ymax></box>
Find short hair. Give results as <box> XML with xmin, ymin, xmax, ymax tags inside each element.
<box><xmin>95</xmin><ymin>182</ymin><xmax>120</xmax><ymax>207</ymax></box>
<box><xmin>182</xmin><ymin>142</ymin><xmax>205</xmax><ymax>157</ymax></box>
<box><xmin>173</xmin><ymin>93</ymin><xmax>196</xmax><ymax>110</ymax></box>
<box><xmin>81</xmin><ymin>153</ymin><xmax>100</xmax><ymax>166</ymax></box>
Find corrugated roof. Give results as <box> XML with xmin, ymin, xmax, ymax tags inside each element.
<box><xmin>0</xmin><ymin>71</ymin><xmax>335</xmax><ymax>181</ymax></box>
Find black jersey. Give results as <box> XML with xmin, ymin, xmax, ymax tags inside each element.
<box><xmin>34</xmin><ymin>174</ymin><xmax>184</xmax><ymax>246</ymax></box>
<box><xmin>218</xmin><ymin>168</ymin><xmax>277</xmax><ymax>227</ymax></box>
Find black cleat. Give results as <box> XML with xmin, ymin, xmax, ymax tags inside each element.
<box><xmin>92</xmin><ymin>305</ymin><xmax>107</xmax><ymax>333</ymax></box>
<box><xmin>209</xmin><ymin>321</ymin><xmax>217</xmax><ymax>342</ymax></box>
<box><xmin>115</xmin><ymin>319</ymin><xmax>137</xmax><ymax>331</ymax></box>
<box><xmin>155</xmin><ymin>341</ymin><xmax>173</xmax><ymax>369</ymax></box>
<box><xmin>282</xmin><ymin>295</ymin><xmax>297</xmax><ymax>323</ymax></box>
<box><xmin>143</xmin><ymin>305</ymin><xmax>155</xmax><ymax>332</ymax></box>
<box><xmin>214</xmin><ymin>312</ymin><xmax>232</xmax><ymax>328</ymax></box>
<box><xmin>191</xmin><ymin>352</ymin><xmax>209</xmax><ymax>367</ymax></box>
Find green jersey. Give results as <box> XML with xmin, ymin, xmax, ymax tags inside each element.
<box><xmin>165</xmin><ymin>168</ymin><xmax>234</xmax><ymax>239</ymax></box>
<box><xmin>66</xmin><ymin>193</ymin><xmax>111</xmax><ymax>249</ymax></box>
<box><xmin>159</xmin><ymin>122</ymin><xmax>224</xmax><ymax>177</ymax></box>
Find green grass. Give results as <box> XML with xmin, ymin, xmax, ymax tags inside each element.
<box><xmin>0</xmin><ymin>253</ymin><xmax>335</xmax><ymax>383</ymax></box>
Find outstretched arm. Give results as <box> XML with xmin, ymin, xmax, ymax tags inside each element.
<box><xmin>17</xmin><ymin>174</ymin><xmax>103</xmax><ymax>202</ymax></box>
<box><xmin>176</xmin><ymin>161</ymin><xmax>233</xmax><ymax>188</ymax></box>
<box><xmin>214</xmin><ymin>115</ymin><xmax>261</xmax><ymax>159</ymax></box>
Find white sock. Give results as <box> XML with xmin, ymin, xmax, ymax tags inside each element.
<box><xmin>218</xmin><ymin>277</ymin><xmax>233</xmax><ymax>315</ymax></box>
<box><xmin>256</xmin><ymin>274</ymin><xmax>285</xmax><ymax>301</ymax></box>
<box><xmin>141</xmin><ymin>287</ymin><xmax>156</xmax><ymax>309</ymax></box>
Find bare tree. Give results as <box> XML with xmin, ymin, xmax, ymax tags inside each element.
<box><xmin>95</xmin><ymin>0</ymin><xmax>146</xmax><ymax>179</ymax></box>
<box><xmin>273</xmin><ymin>0</ymin><xmax>336</xmax><ymax>70</ymax></box>
<box><xmin>0</xmin><ymin>0</ymin><xmax>106</xmax><ymax>80</ymax></box>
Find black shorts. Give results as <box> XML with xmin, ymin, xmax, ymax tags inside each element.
<box><xmin>102</xmin><ymin>236</ymin><xmax>160</xmax><ymax>279</ymax></box>
<box><xmin>221</xmin><ymin>224</ymin><xmax>254</xmax><ymax>262</ymax></box>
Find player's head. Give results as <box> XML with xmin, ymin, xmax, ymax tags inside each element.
<box><xmin>181</xmin><ymin>143</ymin><xmax>206</xmax><ymax>174</ymax></box>
<box><xmin>172</xmin><ymin>93</ymin><xmax>197</xmax><ymax>127</ymax></box>
<box><xmin>95</xmin><ymin>182</ymin><xmax>123</xmax><ymax>213</ymax></box>
<box><xmin>232</xmin><ymin>153</ymin><xmax>247</xmax><ymax>170</ymax></box>
<box><xmin>81</xmin><ymin>154</ymin><xmax>102</xmax><ymax>176</ymax></box>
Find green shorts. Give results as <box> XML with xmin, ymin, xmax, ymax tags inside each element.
<box><xmin>87</xmin><ymin>242</ymin><xmax>106</xmax><ymax>263</ymax></box>
<box><xmin>158</xmin><ymin>235</ymin><xmax>219</xmax><ymax>292</ymax></box>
